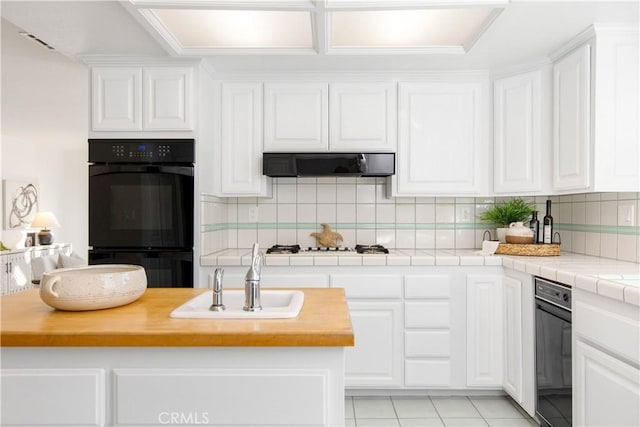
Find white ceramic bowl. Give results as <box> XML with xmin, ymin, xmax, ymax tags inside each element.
<box><xmin>39</xmin><ymin>265</ymin><xmax>147</xmax><ymax>311</ymax></box>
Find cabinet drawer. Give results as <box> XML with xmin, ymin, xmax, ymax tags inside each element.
<box><xmin>405</xmin><ymin>331</ymin><xmax>450</xmax><ymax>357</ymax></box>
<box><xmin>405</xmin><ymin>301</ymin><xmax>450</xmax><ymax>328</ymax></box>
<box><xmin>405</xmin><ymin>275</ymin><xmax>451</xmax><ymax>298</ymax></box>
<box><xmin>575</xmin><ymin>299</ymin><xmax>640</xmax><ymax>364</ymax></box>
<box><xmin>405</xmin><ymin>360</ymin><xmax>450</xmax><ymax>387</ymax></box>
<box><xmin>114</xmin><ymin>369</ymin><xmax>328</xmax><ymax>426</ymax></box>
<box><xmin>332</xmin><ymin>274</ymin><xmax>402</xmax><ymax>299</ymax></box>
<box><xmin>1</xmin><ymin>369</ymin><xmax>105</xmax><ymax>426</ymax></box>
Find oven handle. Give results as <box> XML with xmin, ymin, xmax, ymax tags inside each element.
<box><xmin>535</xmin><ymin>298</ymin><xmax>572</xmax><ymax>323</ymax></box>
<box><xmin>89</xmin><ymin>165</ymin><xmax>193</xmax><ymax>177</ymax></box>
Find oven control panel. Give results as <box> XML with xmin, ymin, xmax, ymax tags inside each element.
<box><xmin>89</xmin><ymin>139</ymin><xmax>195</xmax><ymax>163</ymax></box>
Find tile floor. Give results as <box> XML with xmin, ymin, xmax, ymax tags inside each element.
<box><xmin>345</xmin><ymin>396</ymin><xmax>539</xmax><ymax>427</ymax></box>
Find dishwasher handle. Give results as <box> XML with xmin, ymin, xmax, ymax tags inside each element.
<box><xmin>535</xmin><ymin>297</ymin><xmax>572</xmax><ymax>323</ymax></box>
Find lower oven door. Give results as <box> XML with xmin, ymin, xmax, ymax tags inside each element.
<box><xmin>535</xmin><ymin>298</ymin><xmax>572</xmax><ymax>427</ymax></box>
<box><xmin>89</xmin><ymin>249</ymin><xmax>193</xmax><ymax>288</ymax></box>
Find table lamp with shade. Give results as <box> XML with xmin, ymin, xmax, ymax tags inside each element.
<box><xmin>30</xmin><ymin>212</ymin><xmax>60</xmax><ymax>245</ymax></box>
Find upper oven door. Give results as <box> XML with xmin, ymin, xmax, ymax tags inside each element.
<box><xmin>89</xmin><ymin>164</ymin><xmax>194</xmax><ymax>248</ymax></box>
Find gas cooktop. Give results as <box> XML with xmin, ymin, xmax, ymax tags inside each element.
<box><xmin>265</xmin><ymin>244</ymin><xmax>389</xmax><ymax>255</ymax></box>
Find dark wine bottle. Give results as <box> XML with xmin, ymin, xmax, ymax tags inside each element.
<box><xmin>529</xmin><ymin>211</ymin><xmax>540</xmax><ymax>244</ymax></box>
<box><xmin>542</xmin><ymin>200</ymin><xmax>553</xmax><ymax>244</ymax></box>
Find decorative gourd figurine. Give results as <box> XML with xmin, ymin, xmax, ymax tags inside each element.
<box><xmin>310</xmin><ymin>223</ymin><xmax>343</xmax><ymax>248</ymax></box>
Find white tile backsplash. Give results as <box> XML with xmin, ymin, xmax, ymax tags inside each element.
<box><xmin>202</xmin><ymin>189</ymin><xmax>639</xmax><ymax>261</ymax></box>
<box><xmin>377</xmin><ymin>204</ymin><xmax>396</xmax><ymax>223</ymax></box>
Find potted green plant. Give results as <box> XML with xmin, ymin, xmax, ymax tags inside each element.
<box><xmin>479</xmin><ymin>198</ymin><xmax>535</xmax><ymax>243</ymax></box>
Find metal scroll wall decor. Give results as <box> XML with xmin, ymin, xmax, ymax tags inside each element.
<box><xmin>3</xmin><ymin>180</ymin><xmax>39</xmax><ymax>230</ymax></box>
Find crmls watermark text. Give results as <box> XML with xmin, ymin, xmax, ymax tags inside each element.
<box><xmin>158</xmin><ymin>412</ymin><xmax>210</xmax><ymax>425</ymax></box>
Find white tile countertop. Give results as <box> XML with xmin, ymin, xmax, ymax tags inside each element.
<box><xmin>200</xmin><ymin>250</ymin><xmax>640</xmax><ymax>306</ymax></box>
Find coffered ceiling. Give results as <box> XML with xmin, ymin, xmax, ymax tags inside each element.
<box><xmin>1</xmin><ymin>1</ymin><xmax>638</xmax><ymax>72</ymax></box>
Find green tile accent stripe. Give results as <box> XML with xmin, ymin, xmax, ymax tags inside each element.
<box><xmin>556</xmin><ymin>223</ymin><xmax>640</xmax><ymax>235</ymax></box>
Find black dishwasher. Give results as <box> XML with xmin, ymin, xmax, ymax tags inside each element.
<box><xmin>535</xmin><ymin>277</ymin><xmax>572</xmax><ymax>427</ymax></box>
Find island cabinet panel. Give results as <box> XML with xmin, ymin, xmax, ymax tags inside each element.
<box><xmin>114</xmin><ymin>369</ymin><xmax>328</xmax><ymax>426</ymax></box>
<box><xmin>0</xmin><ymin>368</ymin><xmax>105</xmax><ymax>426</ymax></box>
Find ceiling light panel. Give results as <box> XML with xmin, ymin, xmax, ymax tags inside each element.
<box><xmin>330</xmin><ymin>8</ymin><xmax>494</xmax><ymax>50</ymax></box>
<box><xmin>150</xmin><ymin>9</ymin><xmax>313</xmax><ymax>49</ymax></box>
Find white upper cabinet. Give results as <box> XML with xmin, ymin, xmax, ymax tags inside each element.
<box><xmin>91</xmin><ymin>66</ymin><xmax>194</xmax><ymax>132</ymax></box>
<box><xmin>392</xmin><ymin>79</ymin><xmax>489</xmax><ymax>196</ymax></box>
<box><xmin>552</xmin><ymin>44</ymin><xmax>591</xmax><ymax>192</ymax></box>
<box><xmin>91</xmin><ymin>67</ymin><xmax>142</xmax><ymax>131</ymax></box>
<box><xmin>552</xmin><ymin>25</ymin><xmax>639</xmax><ymax>193</ymax></box>
<box><xmin>329</xmin><ymin>83</ymin><xmax>397</xmax><ymax>152</ymax></box>
<box><xmin>494</xmin><ymin>70</ymin><xmax>550</xmax><ymax>194</ymax></box>
<box><xmin>220</xmin><ymin>82</ymin><xmax>271</xmax><ymax>197</ymax></box>
<box><xmin>264</xmin><ymin>83</ymin><xmax>328</xmax><ymax>151</ymax></box>
<box><xmin>143</xmin><ymin>67</ymin><xmax>193</xmax><ymax>130</ymax></box>
<box><xmin>263</xmin><ymin>82</ymin><xmax>396</xmax><ymax>152</ymax></box>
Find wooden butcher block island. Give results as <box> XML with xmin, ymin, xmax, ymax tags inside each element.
<box><xmin>1</xmin><ymin>288</ymin><xmax>354</xmax><ymax>427</ymax></box>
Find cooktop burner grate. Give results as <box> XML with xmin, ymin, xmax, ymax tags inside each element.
<box><xmin>266</xmin><ymin>244</ymin><xmax>301</xmax><ymax>254</ymax></box>
<box><xmin>355</xmin><ymin>244</ymin><xmax>390</xmax><ymax>254</ymax></box>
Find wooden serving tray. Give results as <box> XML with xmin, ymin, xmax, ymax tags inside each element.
<box><xmin>495</xmin><ymin>243</ymin><xmax>560</xmax><ymax>256</ymax></box>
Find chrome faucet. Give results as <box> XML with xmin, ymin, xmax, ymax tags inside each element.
<box><xmin>209</xmin><ymin>268</ymin><xmax>226</xmax><ymax>311</ymax></box>
<box><xmin>243</xmin><ymin>243</ymin><xmax>263</xmax><ymax>312</ymax></box>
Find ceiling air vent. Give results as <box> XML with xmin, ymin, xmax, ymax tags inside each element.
<box><xmin>19</xmin><ymin>31</ymin><xmax>54</xmax><ymax>50</ymax></box>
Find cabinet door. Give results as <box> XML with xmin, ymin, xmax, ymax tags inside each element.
<box><xmin>466</xmin><ymin>274</ymin><xmax>503</xmax><ymax>386</ymax></box>
<box><xmin>574</xmin><ymin>339</ymin><xmax>640</xmax><ymax>427</ymax></box>
<box><xmin>220</xmin><ymin>83</ymin><xmax>271</xmax><ymax>196</ymax></box>
<box><xmin>264</xmin><ymin>83</ymin><xmax>328</xmax><ymax>152</ymax></box>
<box><xmin>91</xmin><ymin>67</ymin><xmax>142</xmax><ymax>130</ymax></box>
<box><xmin>143</xmin><ymin>67</ymin><xmax>193</xmax><ymax>130</ymax></box>
<box><xmin>345</xmin><ymin>301</ymin><xmax>403</xmax><ymax>387</ymax></box>
<box><xmin>502</xmin><ymin>276</ymin><xmax>523</xmax><ymax>402</ymax></box>
<box><xmin>329</xmin><ymin>83</ymin><xmax>396</xmax><ymax>151</ymax></box>
<box><xmin>1</xmin><ymin>369</ymin><xmax>105</xmax><ymax>426</ymax></box>
<box><xmin>494</xmin><ymin>70</ymin><xmax>544</xmax><ymax>193</ymax></box>
<box><xmin>553</xmin><ymin>44</ymin><xmax>591</xmax><ymax>191</ymax></box>
<box><xmin>395</xmin><ymin>81</ymin><xmax>488</xmax><ymax>195</ymax></box>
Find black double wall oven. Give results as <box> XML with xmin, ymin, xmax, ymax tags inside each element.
<box><xmin>88</xmin><ymin>139</ymin><xmax>194</xmax><ymax>287</ymax></box>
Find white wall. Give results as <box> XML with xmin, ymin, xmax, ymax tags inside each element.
<box><xmin>1</xmin><ymin>18</ymin><xmax>88</xmax><ymax>257</ymax></box>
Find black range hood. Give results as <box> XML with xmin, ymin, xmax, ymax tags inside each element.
<box><xmin>263</xmin><ymin>152</ymin><xmax>395</xmax><ymax>177</ymax></box>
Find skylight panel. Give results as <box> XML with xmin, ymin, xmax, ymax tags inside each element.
<box><xmin>150</xmin><ymin>9</ymin><xmax>313</xmax><ymax>49</ymax></box>
<box><xmin>330</xmin><ymin>8</ymin><xmax>495</xmax><ymax>50</ymax></box>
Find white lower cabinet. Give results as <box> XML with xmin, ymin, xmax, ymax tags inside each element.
<box><xmin>502</xmin><ymin>270</ymin><xmax>536</xmax><ymax>417</ymax></box>
<box><xmin>574</xmin><ymin>340</ymin><xmax>640</xmax><ymax>427</ymax></box>
<box><xmin>403</xmin><ymin>273</ymin><xmax>466</xmax><ymax>388</ymax></box>
<box><xmin>573</xmin><ymin>288</ymin><xmax>640</xmax><ymax>427</ymax></box>
<box><xmin>346</xmin><ymin>301</ymin><xmax>404</xmax><ymax>387</ymax></box>
<box><xmin>466</xmin><ymin>274</ymin><xmax>503</xmax><ymax>387</ymax></box>
<box><xmin>332</xmin><ymin>274</ymin><xmax>404</xmax><ymax>387</ymax></box>
<box><xmin>1</xmin><ymin>369</ymin><xmax>105</xmax><ymax>426</ymax></box>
